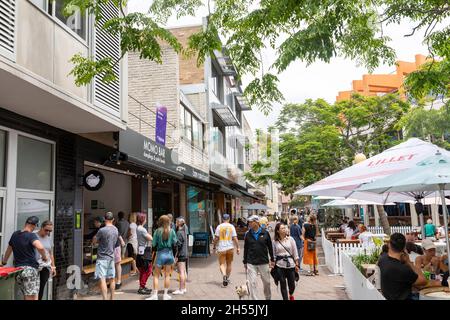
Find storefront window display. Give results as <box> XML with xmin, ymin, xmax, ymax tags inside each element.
<box><xmin>187</xmin><ymin>186</ymin><xmax>208</xmax><ymax>233</ymax></box>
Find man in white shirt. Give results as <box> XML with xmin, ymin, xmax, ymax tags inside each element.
<box><xmin>213</xmin><ymin>214</ymin><xmax>240</xmax><ymax>287</ymax></box>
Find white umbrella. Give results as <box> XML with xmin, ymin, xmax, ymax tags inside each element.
<box><xmin>321</xmin><ymin>198</ymin><xmax>396</xmax><ymax>207</ymax></box>
<box><xmin>244</xmin><ymin>203</ymin><xmax>270</xmax><ymax>210</ymax></box>
<box><xmin>358</xmin><ymin>151</ymin><xmax>450</xmax><ymax>258</ymax></box>
<box><xmin>295</xmin><ymin>138</ymin><xmax>450</xmax><ymax>204</ymax></box>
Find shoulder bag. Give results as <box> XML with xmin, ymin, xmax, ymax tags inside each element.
<box><xmin>277</xmin><ymin>239</ymin><xmax>300</xmax><ymax>282</ymax></box>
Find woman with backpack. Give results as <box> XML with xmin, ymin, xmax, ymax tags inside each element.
<box><xmin>173</xmin><ymin>216</ymin><xmax>188</xmax><ymax>295</ymax></box>
<box><xmin>272</xmin><ymin>222</ymin><xmax>299</xmax><ymax>300</ymax></box>
<box><xmin>146</xmin><ymin>215</ymin><xmax>178</xmax><ymax>300</ymax></box>
<box><xmin>135</xmin><ymin>213</ymin><xmax>153</xmax><ymax>295</ymax></box>
<box><xmin>302</xmin><ymin>214</ymin><xmax>318</xmax><ymax>276</ymax></box>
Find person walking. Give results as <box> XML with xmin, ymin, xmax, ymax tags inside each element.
<box><xmin>173</xmin><ymin>217</ymin><xmax>188</xmax><ymax>295</ymax></box>
<box><xmin>135</xmin><ymin>213</ymin><xmax>153</xmax><ymax>295</ymax></box>
<box><xmin>424</xmin><ymin>219</ymin><xmax>437</xmax><ymax>240</ymax></box>
<box><xmin>213</xmin><ymin>214</ymin><xmax>240</xmax><ymax>287</ymax></box>
<box><xmin>302</xmin><ymin>214</ymin><xmax>319</xmax><ymax>276</ymax></box>
<box><xmin>273</xmin><ymin>222</ymin><xmax>299</xmax><ymax>300</ymax></box>
<box><xmin>93</xmin><ymin>212</ymin><xmax>119</xmax><ymax>300</ymax></box>
<box><xmin>243</xmin><ymin>215</ymin><xmax>274</xmax><ymax>300</ymax></box>
<box><xmin>127</xmin><ymin>212</ymin><xmax>138</xmax><ymax>275</ymax></box>
<box><xmin>116</xmin><ymin>211</ymin><xmax>130</xmax><ymax>258</ymax></box>
<box><xmin>1</xmin><ymin>216</ymin><xmax>48</xmax><ymax>300</ymax></box>
<box><xmin>146</xmin><ymin>215</ymin><xmax>178</xmax><ymax>300</ymax></box>
<box><xmin>289</xmin><ymin>216</ymin><xmax>303</xmax><ymax>271</ymax></box>
<box><xmin>35</xmin><ymin>220</ymin><xmax>56</xmax><ymax>300</ymax></box>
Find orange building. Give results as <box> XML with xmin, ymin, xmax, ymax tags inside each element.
<box><xmin>336</xmin><ymin>54</ymin><xmax>427</xmax><ymax>101</ymax></box>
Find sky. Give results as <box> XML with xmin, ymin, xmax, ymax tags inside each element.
<box><xmin>128</xmin><ymin>1</ymin><xmax>430</xmax><ymax>131</ymax></box>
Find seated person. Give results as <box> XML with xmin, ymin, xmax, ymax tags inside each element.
<box><xmin>377</xmin><ymin>233</ymin><xmax>428</xmax><ymax>300</ymax></box>
<box><xmin>358</xmin><ymin>225</ymin><xmax>374</xmax><ymax>248</ymax></box>
<box><xmin>405</xmin><ymin>241</ymin><xmax>424</xmax><ymax>263</ymax></box>
<box><xmin>414</xmin><ymin>239</ymin><xmax>440</xmax><ymax>275</ymax></box>
<box><xmin>439</xmin><ymin>254</ymin><xmax>449</xmax><ymax>274</ymax></box>
<box><xmin>339</xmin><ymin>217</ymin><xmax>349</xmax><ymax>233</ymax></box>
<box><xmin>236</xmin><ymin>218</ymin><xmax>246</xmax><ymax>228</ymax></box>
<box><xmin>344</xmin><ymin>220</ymin><xmax>358</xmax><ymax>239</ymax></box>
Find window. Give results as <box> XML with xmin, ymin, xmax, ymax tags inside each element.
<box><xmin>184</xmin><ymin>111</ymin><xmax>192</xmax><ymax>141</ymax></box>
<box><xmin>180</xmin><ymin>105</ymin><xmax>185</xmax><ymax>136</ymax></box>
<box><xmin>29</xmin><ymin>0</ymin><xmax>87</xmax><ymax>40</ymax></box>
<box><xmin>17</xmin><ymin>136</ymin><xmax>53</xmax><ymax>191</ymax></box>
<box><xmin>55</xmin><ymin>0</ymin><xmax>87</xmax><ymax>40</ymax></box>
<box><xmin>187</xmin><ymin>186</ymin><xmax>207</xmax><ymax>233</ymax></box>
<box><xmin>192</xmin><ymin>117</ymin><xmax>200</xmax><ymax>148</ymax></box>
<box><xmin>0</xmin><ymin>130</ymin><xmax>6</xmax><ymax>187</ymax></box>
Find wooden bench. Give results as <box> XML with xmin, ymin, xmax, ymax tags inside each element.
<box><xmin>327</xmin><ymin>232</ymin><xmax>345</xmax><ymax>242</ymax></box>
<box><xmin>82</xmin><ymin>257</ymin><xmax>134</xmax><ymax>275</ymax></box>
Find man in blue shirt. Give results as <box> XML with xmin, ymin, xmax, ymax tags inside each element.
<box><xmin>290</xmin><ymin>215</ymin><xmax>303</xmax><ymax>270</ymax></box>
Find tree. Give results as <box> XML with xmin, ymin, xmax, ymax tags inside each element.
<box><xmin>63</xmin><ymin>0</ymin><xmax>449</xmax><ymax>114</ymax></box>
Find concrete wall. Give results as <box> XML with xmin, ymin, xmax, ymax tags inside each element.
<box><xmin>16</xmin><ymin>1</ymin><xmax>89</xmax><ymax>100</ymax></box>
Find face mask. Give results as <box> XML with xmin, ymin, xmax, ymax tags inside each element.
<box><xmin>261</xmin><ymin>224</ymin><xmax>266</xmax><ymax>228</ymax></box>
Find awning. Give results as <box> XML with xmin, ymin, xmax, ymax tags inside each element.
<box><xmin>234</xmin><ymin>93</ymin><xmax>251</xmax><ymax>111</ymax></box>
<box><xmin>211</xmin><ymin>102</ymin><xmax>240</xmax><ymax>127</ymax></box>
<box><xmin>220</xmin><ymin>185</ymin><xmax>242</xmax><ymax>198</ymax></box>
<box><xmin>213</xmin><ymin>50</ymin><xmax>237</xmax><ymax>76</ymax></box>
<box><xmin>239</xmin><ymin>189</ymin><xmax>260</xmax><ymax>200</ymax></box>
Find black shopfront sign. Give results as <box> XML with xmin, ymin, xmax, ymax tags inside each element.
<box><xmin>83</xmin><ymin>170</ymin><xmax>105</xmax><ymax>191</ymax></box>
<box><xmin>119</xmin><ymin>129</ymin><xmax>209</xmax><ymax>183</ymax></box>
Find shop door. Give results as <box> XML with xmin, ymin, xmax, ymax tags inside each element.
<box><xmin>0</xmin><ymin>190</ymin><xmax>5</xmax><ymax>254</ymax></box>
<box><xmin>153</xmin><ymin>192</ymin><xmax>172</xmax><ymax>224</ymax></box>
<box><xmin>15</xmin><ymin>192</ymin><xmax>54</xmax><ymax>300</ymax></box>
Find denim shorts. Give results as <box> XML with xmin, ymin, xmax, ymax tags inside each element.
<box><xmin>155</xmin><ymin>248</ymin><xmax>174</xmax><ymax>268</ymax></box>
<box><xmin>95</xmin><ymin>259</ymin><xmax>115</xmax><ymax>280</ymax></box>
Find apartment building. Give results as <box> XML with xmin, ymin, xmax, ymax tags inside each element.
<box><xmin>0</xmin><ymin>1</ymin><xmax>127</xmax><ymax>299</ymax></box>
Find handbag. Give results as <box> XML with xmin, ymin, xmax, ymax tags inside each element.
<box><xmin>307</xmin><ymin>240</ymin><xmax>316</xmax><ymax>251</ymax></box>
<box><xmin>277</xmin><ymin>240</ymin><xmax>300</xmax><ymax>282</ymax></box>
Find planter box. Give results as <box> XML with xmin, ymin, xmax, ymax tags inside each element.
<box><xmin>342</xmin><ymin>253</ymin><xmax>385</xmax><ymax>300</ymax></box>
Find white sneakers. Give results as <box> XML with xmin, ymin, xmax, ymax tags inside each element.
<box><xmin>172</xmin><ymin>289</ymin><xmax>187</xmax><ymax>295</ymax></box>
<box><xmin>145</xmin><ymin>293</ymin><xmax>158</xmax><ymax>300</ymax></box>
<box><xmin>163</xmin><ymin>294</ymin><xmax>172</xmax><ymax>300</ymax></box>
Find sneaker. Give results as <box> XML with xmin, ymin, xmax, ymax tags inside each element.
<box><xmin>289</xmin><ymin>295</ymin><xmax>295</xmax><ymax>301</ymax></box>
<box><xmin>182</xmin><ymin>288</ymin><xmax>187</xmax><ymax>294</ymax></box>
<box><xmin>145</xmin><ymin>293</ymin><xmax>158</xmax><ymax>300</ymax></box>
<box><xmin>222</xmin><ymin>276</ymin><xmax>228</xmax><ymax>287</ymax></box>
<box><xmin>138</xmin><ymin>287</ymin><xmax>152</xmax><ymax>295</ymax></box>
<box><xmin>172</xmin><ymin>289</ymin><xmax>185</xmax><ymax>295</ymax></box>
<box><xmin>163</xmin><ymin>294</ymin><xmax>172</xmax><ymax>300</ymax></box>
<box><xmin>115</xmin><ymin>283</ymin><xmax>122</xmax><ymax>290</ymax></box>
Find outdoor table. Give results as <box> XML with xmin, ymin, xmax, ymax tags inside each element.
<box><xmin>0</xmin><ymin>267</ymin><xmax>22</xmax><ymax>300</ymax></box>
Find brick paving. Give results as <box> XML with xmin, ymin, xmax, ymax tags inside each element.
<box><xmin>77</xmin><ymin>239</ymin><xmax>348</xmax><ymax>301</ymax></box>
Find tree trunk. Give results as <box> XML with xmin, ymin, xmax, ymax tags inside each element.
<box><xmin>376</xmin><ymin>205</ymin><xmax>391</xmax><ymax>236</ymax></box>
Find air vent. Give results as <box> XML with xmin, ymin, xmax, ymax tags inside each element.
<box><xmin>93</xmin><ymin>2</ymin><xmax>121</xmax><ymax>117</ymax></box>
<box><xmin>0</xmin><ymin>0</ymin><xmax>15</xmax><ymax>58</ymax></box>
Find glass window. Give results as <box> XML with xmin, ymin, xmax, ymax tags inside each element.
<box><xmin>17</xmin><ymin>136</ymin><xmax>53</xmax><ymax>191</ymax></box>
<box><xmin>180</xmin><ymin>106</ymin><xmax>185</xmax><ymax>138</ymax></box>
<box><xmin>30</xmin><ymin>0</ymin><xmax>48</xmax><ymax>11</ymax></box>
<box><xmin>55</xmin><ymin>0</ymin><xmax>87</xmax><ymax>40</ymax></box>
<box><xmin>187</xmin><ymin>186</ymin><xmax>207</xmax><ymax>233</ymax></box>
<box><xmin>185</xmin><ymin>112</ymin><xmax>192</xmax><ymax>141</ymax></box>
<box><xmin>16</xmin><ymin>199</ymin><xmax>50</xmax><ymax>230</ymax></box>
<box><xmin>0</xmin><ymin>198</ymin><xmax>3</xmax><ymax>251</ymax></box>
<box><xmin>192</xmin><ymin>117</ymin><xmax>200</xmax><ymax>148</ymax></box>
<box><xmin>0</xmin><ymin>130</ymin><xmax>6</xmax><ymax>187</ymax></box>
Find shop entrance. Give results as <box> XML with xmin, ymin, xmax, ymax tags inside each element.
<box><xmin>152</xmin><ymin>191</ymin><xmax>172</xmax><ymax>228</ymax></box>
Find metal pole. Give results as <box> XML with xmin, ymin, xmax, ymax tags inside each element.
<box><xmin>438</xmin><ymin>185</ymin><xmax>450</xmax><ymax>261</ymax></box>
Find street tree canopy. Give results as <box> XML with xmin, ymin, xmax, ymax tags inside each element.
<box><xmin>63</xmin><ymin>0</ymin><xmax>449</xmax><ymax>114</ymax></box>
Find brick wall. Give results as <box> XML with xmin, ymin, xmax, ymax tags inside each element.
<box><xmin>170</xmin><ymin>26</ymin><xmax>205</xmax><ymax>85</ymax></box>
<box><xmin>128</xmin><ymin>48</ymin><xmax>181</xmax><ymax>149</ymax></box>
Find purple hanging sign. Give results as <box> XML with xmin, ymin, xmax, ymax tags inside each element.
<box><xmin>155</xmin><ymin>105</ymin><xmax>167</xmax><ymax>146</ymax></box>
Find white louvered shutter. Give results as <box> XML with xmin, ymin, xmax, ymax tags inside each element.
<box><xmin>93</xmin><ymin>2</ymin><xmax>121</xmax><ymax>117</ymax></box>
<box><xmin>0</xmin><ymin>0</ymin><xmax>15</xmax><ymax>58</ymax></box>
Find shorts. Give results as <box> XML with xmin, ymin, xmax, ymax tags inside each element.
<box><xmin>95</xmin><ymin>259</ymin><xmax>115</xmax><ymax>280</ymax></box>
<box><xmin>155</xmin><ymin>248</ymin><xmax>174</xmax><ymax>268</ymax></box>
<box><xmin>218</xmin><ymin>249</ymin><xmax>234</xmax><ymax>265</ymax></box>
<box><xmin>120</xmin><ymin>244</ymin><xmax>127</xmax><ymax>259</ymax></box>
<box><xmin>16</xmin><ymin>266</ymin><xmax>40</xmax><ymax>296</ymax></box>
<box><xmin>114</xmin><ymin>246</ymin><xmax>122</xmax><ymax>264</ymax></box>
<box><xmin>127</xmin><ymin>243</ymin><xmax>137</xmax><ymax>258</ymax></box>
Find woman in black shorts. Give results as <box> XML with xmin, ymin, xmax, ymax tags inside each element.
<box><xmin>172</xmin><ymin>217</ymin><xmax>188</xmax><ymax>295</ymax></box>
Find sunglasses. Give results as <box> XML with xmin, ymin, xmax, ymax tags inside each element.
<box><xmin>44</xmin><ymin>229</ymin><xmax>53</xmax><ymax>233</ymax></box>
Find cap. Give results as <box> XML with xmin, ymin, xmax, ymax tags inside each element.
<box><xmin>104</xmin><ymin>212</ymin><xmax>114</xmax><ymax>221</ymax></box>
<box><xmin>26</xmin><ymin>216</ymin><xmax>39</xmax><ymax>226</ymax></box>
<box><xmin>222</xmin><ymin>214</ymin><xmax>230</xmax><ymax>221</ymax></box>
<box><xmin>422</xmin><ymin>239</ymin><xmax>436</xmax><ymax>250</ymax></box>
<box><xmin>247</xmin><ymin>215</ymin><xmax>260</xmax><ymax>223</ymax></box>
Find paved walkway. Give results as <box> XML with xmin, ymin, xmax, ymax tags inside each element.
<box><xmin>77</xmin><ymin>239</ymin><xmax>348</xmax><ymax>300</ymax></box>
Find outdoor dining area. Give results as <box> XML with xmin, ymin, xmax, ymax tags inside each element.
<box><xmin>296</xmin><ymin>138</ymin><xmax>450</xmax><ymax>300</ymax></box>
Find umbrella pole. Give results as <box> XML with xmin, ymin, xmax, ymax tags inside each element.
<box><xmin>439</xmin><ymin>186</ymin><xmax>450</xmax><ymax>262</ymax></box>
